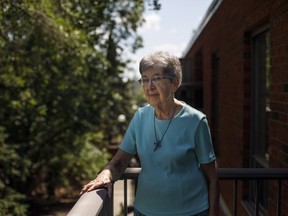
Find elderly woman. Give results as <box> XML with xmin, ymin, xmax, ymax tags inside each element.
<box><xmin>80</xmin><ymin>51</ymin><xmax>219</xmax><ymax>216</ymax></box>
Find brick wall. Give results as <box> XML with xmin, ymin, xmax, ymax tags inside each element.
<box><xmin>183</xmin><ymin>0</ymin><xmax>288</xmax><ymax>215</ymax></box>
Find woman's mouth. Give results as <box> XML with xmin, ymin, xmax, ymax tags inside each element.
<box><xmin>149</xmin><ymin>93</ymin><xmax>158</xmax><ymax>97</ymax></box>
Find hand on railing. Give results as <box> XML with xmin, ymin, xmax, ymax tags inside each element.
<box><xmin>80</xmin><ymin>171</ymin><xmax>113</xmax><ymax>197</ymax></box>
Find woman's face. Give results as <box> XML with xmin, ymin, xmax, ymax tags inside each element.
<box><xmin>140</xmin><ymin>69</ymin><xmax>178</xmax><ymax>108</ymax></box>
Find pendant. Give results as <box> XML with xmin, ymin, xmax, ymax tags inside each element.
<box><xmin>154</xmin><ymin>141</ymin><xmax>161</xmax><ymax>151</ymax></box>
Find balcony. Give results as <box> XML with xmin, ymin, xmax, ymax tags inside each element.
<box><xmin>68</xmin><ymin>168</ymin><xmax>288</xmax><ymax>216</ymax></box>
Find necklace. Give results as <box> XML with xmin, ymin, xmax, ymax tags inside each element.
<box><xmin>153</xmin><ymin>105</ymin><xmax>177</xmax><ymax>152</ymax></box>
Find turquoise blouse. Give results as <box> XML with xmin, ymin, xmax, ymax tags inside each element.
<box><xmin>120</xmin><ymin>104</ymin><xmax>216</xmax><ymax>216</ymax></box>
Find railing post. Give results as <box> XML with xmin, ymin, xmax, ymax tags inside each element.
<box><xmin>109</xmin><ymin>184</ymin><xmax>114</xmax><ymax>216</ymax></box>
<box><xmin>68</xmin><ymin>189</ymin><xmax>109</xmax><ymax>216</ymax></box>
<box><xmin>233</xmin><ymin>180</ymin><xmax>238</xmax><ymax>216</ymax></box>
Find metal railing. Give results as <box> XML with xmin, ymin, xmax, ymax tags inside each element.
<box><xmin>68</xmin><ymin>168</ymin><xmax>288</xmax><ymax>216</ymax></box>
<box><xmin>67</xmin><ymin>187</ymin><xmax>113</xmax><ymax>216</ymax></box>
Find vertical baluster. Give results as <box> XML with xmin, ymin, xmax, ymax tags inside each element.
<box><xmin>124</xmin><ymin>178</ymin><xmax>128</xmax><ymax>216</ymax></box>
<box><xmin>277</xmin><ymin>180</ymin><xmax>282</xmax><ymax>216</ymax></box>
<box><xmin>233</xmin><ymin>180</ymin><xmax>238</xmax><ymax>216</ymax></box>
<box><xmin>255</xmin><ymin>179</ymin><xmax>259</xmax><ymax>216</ymax></box>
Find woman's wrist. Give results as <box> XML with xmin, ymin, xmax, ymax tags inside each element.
<box><xmin>105</xmin><ymin>161</ymin><xmax>121</xmax><ymax>182</ymax></box>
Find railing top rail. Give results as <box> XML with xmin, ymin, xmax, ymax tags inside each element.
<box><xmin>120</xmin><ymin>167</ymin><xmax>141</xmax><ymax>179</ymax></box>
<box><xmin>67</xmin><ymin>188</ymin><xmax>108</xmax><ymax>216</ymax></box>
<box><xmin>218</xmin><ymin>168</ymin><xmax>288</xmax><ymax>180</ymax></box>
<box><xmin>121</xmin><ymin>167</ymin><xmax>288</xmax><ymax>180</ymax></box>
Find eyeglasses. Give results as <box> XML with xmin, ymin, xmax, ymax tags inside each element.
<box><xmin>138</xmin><ymin>76</ymin><xmax>172</xmax><ymax>86</ymax></box>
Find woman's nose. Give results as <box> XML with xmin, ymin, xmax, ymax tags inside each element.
<box><xmin>147</xmin><ymin>80</ymin><xmax>156</xmax><ymax>89</ymax></box>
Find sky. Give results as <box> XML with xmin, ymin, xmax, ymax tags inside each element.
<box><xmin>124</xmin><ymin>0</ymin><xmax>213</xmax><ymax>80</ymax></box>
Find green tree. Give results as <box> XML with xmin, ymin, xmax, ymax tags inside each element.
<box><xmin>0</xmin><ymin>0</ymin><xmax>160</xmax><ymax>214</ymax></box>
<box><xmin>0</xmin><ymin>127</ymin><xmax>29</xmax><ymax>216</ymax></box>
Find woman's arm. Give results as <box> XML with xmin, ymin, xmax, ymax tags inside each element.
<box><xmin>200</xmin><ymin>161</ymin><xmax>219</xmax><ymax>216</ymax></box>
<box><xmin>80</xmin><ymin>149</ymin><xmax>133</xmax><ymax>196</ymax></box>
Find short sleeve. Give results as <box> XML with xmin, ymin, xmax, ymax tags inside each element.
<box><xmin>119</xmin><ymin>112</ymin><xmax>138</xmax><ymax>156</ymax></box>
<box><xmin>195</xmin><ymin>117</ymin><xmax>216</xmax><ymax>164</ymax></box>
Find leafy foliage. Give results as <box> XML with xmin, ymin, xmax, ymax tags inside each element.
<box><xmin>0</xmin><ymin>0</ymin><xmax>160</xmax><ymax>214</ymax></box>
<box><xmin>0</xmin><ymin>127</ymin><xmax>29</xmax><ymax>216</ymax></box>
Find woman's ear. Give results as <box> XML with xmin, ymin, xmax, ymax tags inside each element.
<box><xmin>171</xmin><ymin>79</ymin><xmax>180</xmax><ymax>93</ymax></box>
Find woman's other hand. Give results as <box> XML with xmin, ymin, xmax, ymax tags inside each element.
<box><xmin>80</xmin><ymin>171</ymin><xmax>113</xmax><ymax>197</ymax></box>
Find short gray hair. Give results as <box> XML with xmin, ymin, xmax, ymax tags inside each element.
<box><xmin>139</xmin><ymin>51</ymin><xmax>182</xmax><ymax>85</ymax></box>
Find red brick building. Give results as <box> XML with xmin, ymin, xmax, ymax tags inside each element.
<box><xmin>178</xmin><ymin>0</ymin><xmax>288</xmax><ymax>215</ymax></box>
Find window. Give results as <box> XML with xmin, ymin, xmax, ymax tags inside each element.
<box><xmin>211</xmin><ymin>53</ymin><xmax>220</xmax><ymax>156</ymax></box>
<box><xmin>251</xmin><ymin>30</ymin><xmax>270</xmax><ymax>165</ymax></box>
<box><xmin>250</xmin><ymin>28</ymin><xmax>270</xmax><ymax>215</ymax></box>
<box><xmin>194</xmin><ymin>49</ymin><xmax>204</xmax><ymax>109</ymax></box>
<box><xmin>178</xmin><ymin>49</ymin><xmax>203</xmax><ymax>110</ymax></box>
<box><xmin>177</xmin><ymin>58</ymin><xmax>194</xmax><ymax>106</ymax></box>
